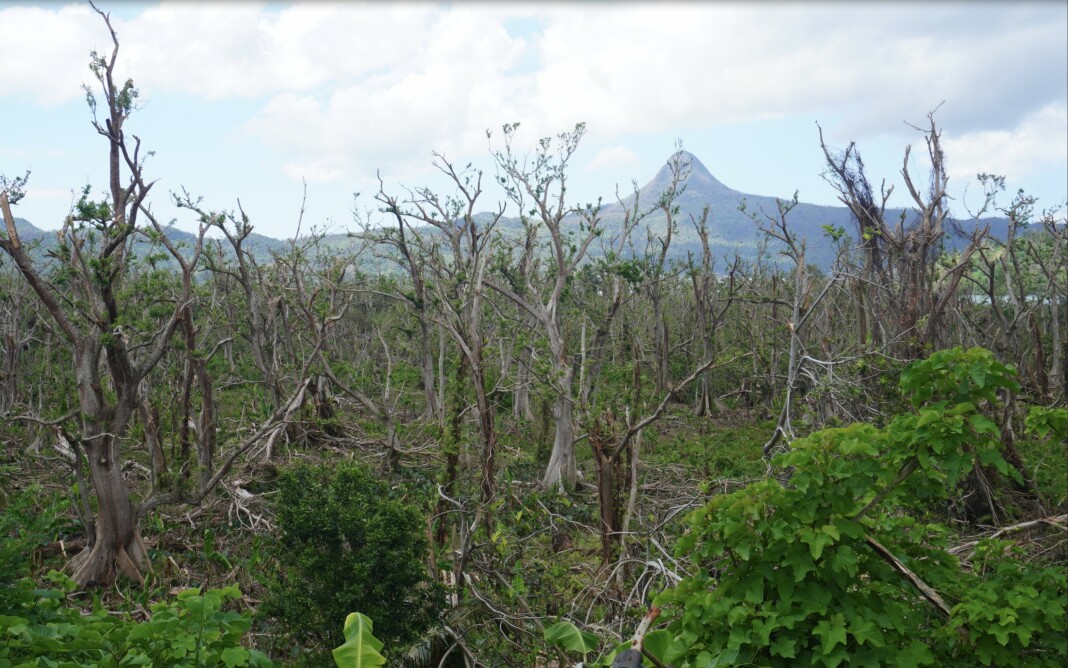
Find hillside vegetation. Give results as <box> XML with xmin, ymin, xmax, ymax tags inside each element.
<box><xmin>1</xmin><ymin>8</ymin><xmax>1065</xmax><ymax>668</ymax></box>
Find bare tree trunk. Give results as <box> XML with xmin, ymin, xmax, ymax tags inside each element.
<box><xmin>438</xmin><ymin>328</ymin><xmax>447</xmax><ymax>427</ymax></box>
<box><xmin>513</xmin><ymin>340</ymin><xmax>535</xmax><ymax>421</ymax></box>
<box><xmin>654</xmin><ymin>296</ymin><xmax>671</xmax><ymax>395</ymax></box>
<box><xmin>590</xmin><ymin>416</ymin><xmax>626</xmax><ymax>566</ymax></box>
<box><xmin>474</xmin><ymin>368</ymin><xmax>497</xmax><ymax>507</ymax></box>
<box><xmin>1030</xmin><ymin>314</ymin><xmax>1049</xmax><ymax>397</ymax></box>
<box><xmin>140</xmin><ymin>399</ymin><xmax>167</xmax><ymax>492</ymax></box>
<box><xmin>69</xmin><ymin>436</ymin><xmax>148</xmax><ymax>586</ymax></box>
<box><xmin>1</xmin><ymin>335</ymin><xmax>17</xmax><ymax>414</ymax></box>
<box><xmin>181</xmin><ymin>315</ymin><xmax>215</xmax><ymax>490</ymax></box>
<box><xmin>1051</xmin><ymin>296</ymin><xmax>1064</xmax><ymax>398</ymax></box>
<box><xmin>434</xmin><ymin>356</ymin><xmax>466</xmax><ymax>549</ymax></box>
<box><xmin>543</xmin><ymin>380</ymin><xmax>577</xmax><ymax>492</ymax></box>
<box><xmin>419</xmin><ymin>316</ymin><xmax>439</xmax><ymax>420</ymax></box>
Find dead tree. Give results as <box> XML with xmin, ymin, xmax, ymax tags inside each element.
<box><xmin>366</xmin><ymin>179</ymin><xmax>441</xmax><ymax>422</ymax></box>
<box><xmin>687</xmin><ymin>206</ymin><xmax>740</xmax><ymax>417</ymax></box>
<box><xmin>0</xmin><ymin>7</ymin><xmax>297</xmax><ymax>585</ymax></box>
<box><xmin>644</xmin><ymin>149</ymin><xmax>689</xmax><ymax>394</ymax></box>
<box><xmin>819</xmin><ymin>109</ymin><xmax>989</xmax><ymax>355</ymax></box>
<box><xmin>0</xmin><ymin>8</ymin><xmax>184</xmax><ymax>584</ymax></box>
<box><xmin>590</xmin><ymin>355</ymin><xmax>743</xmax><ymax>565</ymax></box>
<box><xmin>488</xmin><ymin>123</ymin><xmax>604</xmax><ymax>492</ymax></box>
<box><xmin>749</xmin><ymin>195</ymin><xmax>842</xmax><ymax>456</ymax></box>
<box><xmin>174</xmin><ymin>193</ymin><xmax>282</xmax><ymax>410</ymax></box>
<box><xmin>382</xmin><ymin>154</ymin><xmax>504</xmax><ymax>507</ymax></box>
<box><xmin>968</xmin><ymin>188</ymin><xmax>1067</xmax><ymax>399</ymax></box>
<box><xmin>0</xmin><ymin>236</ymin><xmax>38</xmax><ymax>416</ymax></box>
<box><xmin>577</xmin><ymin>179</ymin><xmax>657</xmax><ymax>410</ymax></box>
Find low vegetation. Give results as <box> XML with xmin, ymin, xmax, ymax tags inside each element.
<box><xmin>1</xmin><ymin>5</ymin><xmax>1065</xmax><ymax>667</ymax></box>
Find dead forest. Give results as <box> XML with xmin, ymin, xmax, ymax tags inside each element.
<box><xmin>1</xmin><ymin>7</ymin><xmax>1066</xmax><ymax>668</ymax></box>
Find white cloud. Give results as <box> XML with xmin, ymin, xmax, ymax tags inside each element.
<box><xmin>240</xmin><ymin>5</ymin><xmax>533</xmax><ymax>184</ymax></box>
<box><xmin>0</xmin><ymin>4</ymin><xmax>100</xmax><ymax>105</ymax></box>
<box><xmin>584</xmin><ymin>146</ymin><xmax>640</xmax><ymax>174</ymax></box>
<box><xmin>1</xmin><ymin>1</ymin><xmax>1063</xmax><ymax>191</ymax></box>
<box><xmin>944</xmin><ymin>103</ymin><xmax>1068</xmax><ymax>184</ymax></box>
<box><xmin>281</xmin><ymin>154</ymin><xmax>350</xmax><ymax>184</ymax></box>
<box><xmin>522</xmin><ymin>3</ymin><xmax>1066</xmax><ymax>139</ymax></box>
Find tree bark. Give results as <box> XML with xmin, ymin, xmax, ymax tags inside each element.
<box><xmin>543</xmin><ymin>385</ymin><xmax>577</xmax><ymax>492</ymax></box>
<box><xmin>69</xmin><ymin>435</ymin><xmax>147</xmax><ymax>586</ymax></box>
<box><xmin>513</xmin><ymin>340</ymin><xmax>535</xmax><ymax>421</ymax></box>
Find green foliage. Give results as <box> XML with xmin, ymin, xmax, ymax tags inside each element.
<box><xmin>0</xmin><ymin>576</ymin><xmax>272</xmax><ymax>667</ymax></box>
<box><xmin>899</xmin><ymin>346</ymin><xmax>1018</xmax><ymax>407</ymax></box>
<box><xmin>544</xmin><ymin>619</ymin><xmax>599</xmax><ymax>660</ymax></box>
<box><xmin>892</xmin><ymin>347</ymin><xmax>1024</xmax><ymax>499</ymax></box>
<box><xmin>0</xmin><ymin>488</ymin><xmax>71</xmax><ymax>612</ymax></box>
<box><xmin>260</xmin><ymin>462</ymin><xmax>444</xmax><ymax>660</ymax></box>
<box><xmin>944</xmin><ymin>546</ymin><xmax>1067</xmax><ymax>666</ymax></box>
<box><xmin>1021</xmin><ymin>406</ymin><xmax>1068</xmax><ymax>508</ymax></box>
<box><xmin>654</xmin><ymin>348</ymin><xmax>1066</xmax><ymax>667</ymax></box>
<box><xmin>1025</xmin><ymin>406</ymin><xmax>1068</xmax><ymax>442</ymax></box>
<box><xmin>332</xmin><ymin>613</ymin><xmax>387</xmax><ymax>667</ymax></box>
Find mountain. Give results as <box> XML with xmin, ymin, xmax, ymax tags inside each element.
<box><xmin>3</xmin><ymin>152</ymin><xmax>1009</xmax><ymax>272</ymax></box>
<box><xmin>1</xmin><ymin>218</ymin><xmax>295</xmax><ymax>266</ymax></box>
<box><xmin>10</xmin><ymin>217</ymin><xmax>50</xmax><ymax>243</ymax></box>
<box><xmin>590</xmin><ymin>151</ymin><xmax>1008</xmax><ymax>269</ymax></box>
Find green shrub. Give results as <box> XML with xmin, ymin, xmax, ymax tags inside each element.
<box><xmin>1021</xmin><ymin>405</ymin><xmax>1068</xmax><ymax>508</ymax></box>
<box><xmin>1</xmin><ymin>575</ymin><xmax>272</xmax><ymax>667</ymax></box>
<box><xmin>654</xmin><ymin>347</ymin><xmax>1067</xmax><ymax>667</ymax></box>
<box><xmin>1</xmin><ymin>486</ymin><xmax>70</xmax><ymax>613</ymax></box>
<box><xmin>260</xmin><ymin>462</ymin><xmax>444</xmax><ymax>661</ymax></box>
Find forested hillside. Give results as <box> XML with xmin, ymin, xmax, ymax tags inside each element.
<box><xmin>1</xmin><ymin>7</ymin><xmax>1065</xmax><ymax>668</ymax></box>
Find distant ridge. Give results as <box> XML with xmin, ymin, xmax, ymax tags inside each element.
<box><xmin>5</xmin><ymin>153</ymin><xmax>1009</xmax><ymax>271</ymax></box>
<box><xmin>592</xmin><ymin>151</ymin><xmax>1009</xmax><ymax>268</ymax></box>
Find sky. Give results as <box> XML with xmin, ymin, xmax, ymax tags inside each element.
<box><xmin>1</xmin><ymin>1</ymin><xmax>1066</xmax><ymax>239</ymax></box>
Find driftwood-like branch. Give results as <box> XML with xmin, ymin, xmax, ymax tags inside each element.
<box><xmin>612</xmin><ymin>606</ymin><xmax>666</xmax><ymax>668</ymax></box>
<box><xmin>865</xmin><ymin>533</ymin><xmax>951</xmax><ymax>618</ymax></box>
<box><xmin>947</xmin><ymin>514</ymin><xmax>1068</xmax><ymax>557</ymax></box>
<box><xmin>137</xmin><ymin>377</ymin><xmax>313</xmax><ymax>517</ymax></box>
<box><xmin>1</xmin><ymin>194</ymin><xmax>19</xmax><ymax>249</ymax></box>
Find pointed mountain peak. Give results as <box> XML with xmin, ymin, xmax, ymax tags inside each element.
<box><xmin>642</xmin><ymin>150</ymin><xmax>734</xmax><ymax>198</ymax></box>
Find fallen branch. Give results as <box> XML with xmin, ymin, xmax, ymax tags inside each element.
<box><xmin>947</xmin><ymin>514</ymin><xmax>1068</xmax><ymax>557</ymax></box>
<box><xmin>865</xmin><ymin>534</ymin><xmax>951</xmax><ymax>618</ymax></box>
<box><xmin>137</xmin><ymin>377</ymin><xmax>313</xmax><ymax>517</ymax></box>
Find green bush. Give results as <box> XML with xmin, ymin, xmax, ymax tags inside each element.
<box><xmin>654</xmin><ymin>347</ymin><xmax>1067</xmax><ymax>667</ymax></box>
<box><xmin>1</xmin><ymin>486</ymin><xmax>70</xmax><ymax>613</ymax></box>
<box><xmin>1</xmin><ymin>576</ymin><xmax>273</xmax><ymax>667</ymax></box>
<box><xmin>260</xmin><ymin>462</ymin><xmax>444</xmax><ymax>661</ymax></box>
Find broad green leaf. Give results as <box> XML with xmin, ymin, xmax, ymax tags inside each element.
<box><xmin>915</xmin><ymin>409</ymin><xmax>942</xmax><ymax>428</ymax></box>
<box><xmin>769</xmin><ymin>635</ymin><xmax>797</xmax><ymax>658</ymax></box>
<box><xmin>968</xmin><ymin>413</ymin><xmax>998</xmax><ymax>436</ymax></box>
<box><xmin>820</xmin><ymin>523</ymin><xmax>840</xmax><ymax>541</ymax></box>
<box><xmin>709</xmin><ymin>647</ymin><xmax>739</xmax><ymax>667</ymax></box>
<box><xmin>849</xmin><ymin>617</ymin><xmax>885</xmax><ymax>647</ymax></box>
<box><xmin>814</xmin><ymin>613</ymin><xmax>847</xmax><ymax>655</ymax></box>
<box><xmin>543</xmin><ymin>620</ymin><xmax>598</xmax><ymax>656</ymax></box>
<box><xmin>643</xmin><ymin>630</ymin><xmax>685</xmax><ymax>664</ymax></box>
<box><xmin>220</xmin><ymin>646</ymin><xmax>250</xmax><ymax>668</ymax></box>
<box><xmin>332</xmin><ymin>613</ymin><xmax>386</xmax><ymax>667</ymax></box>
